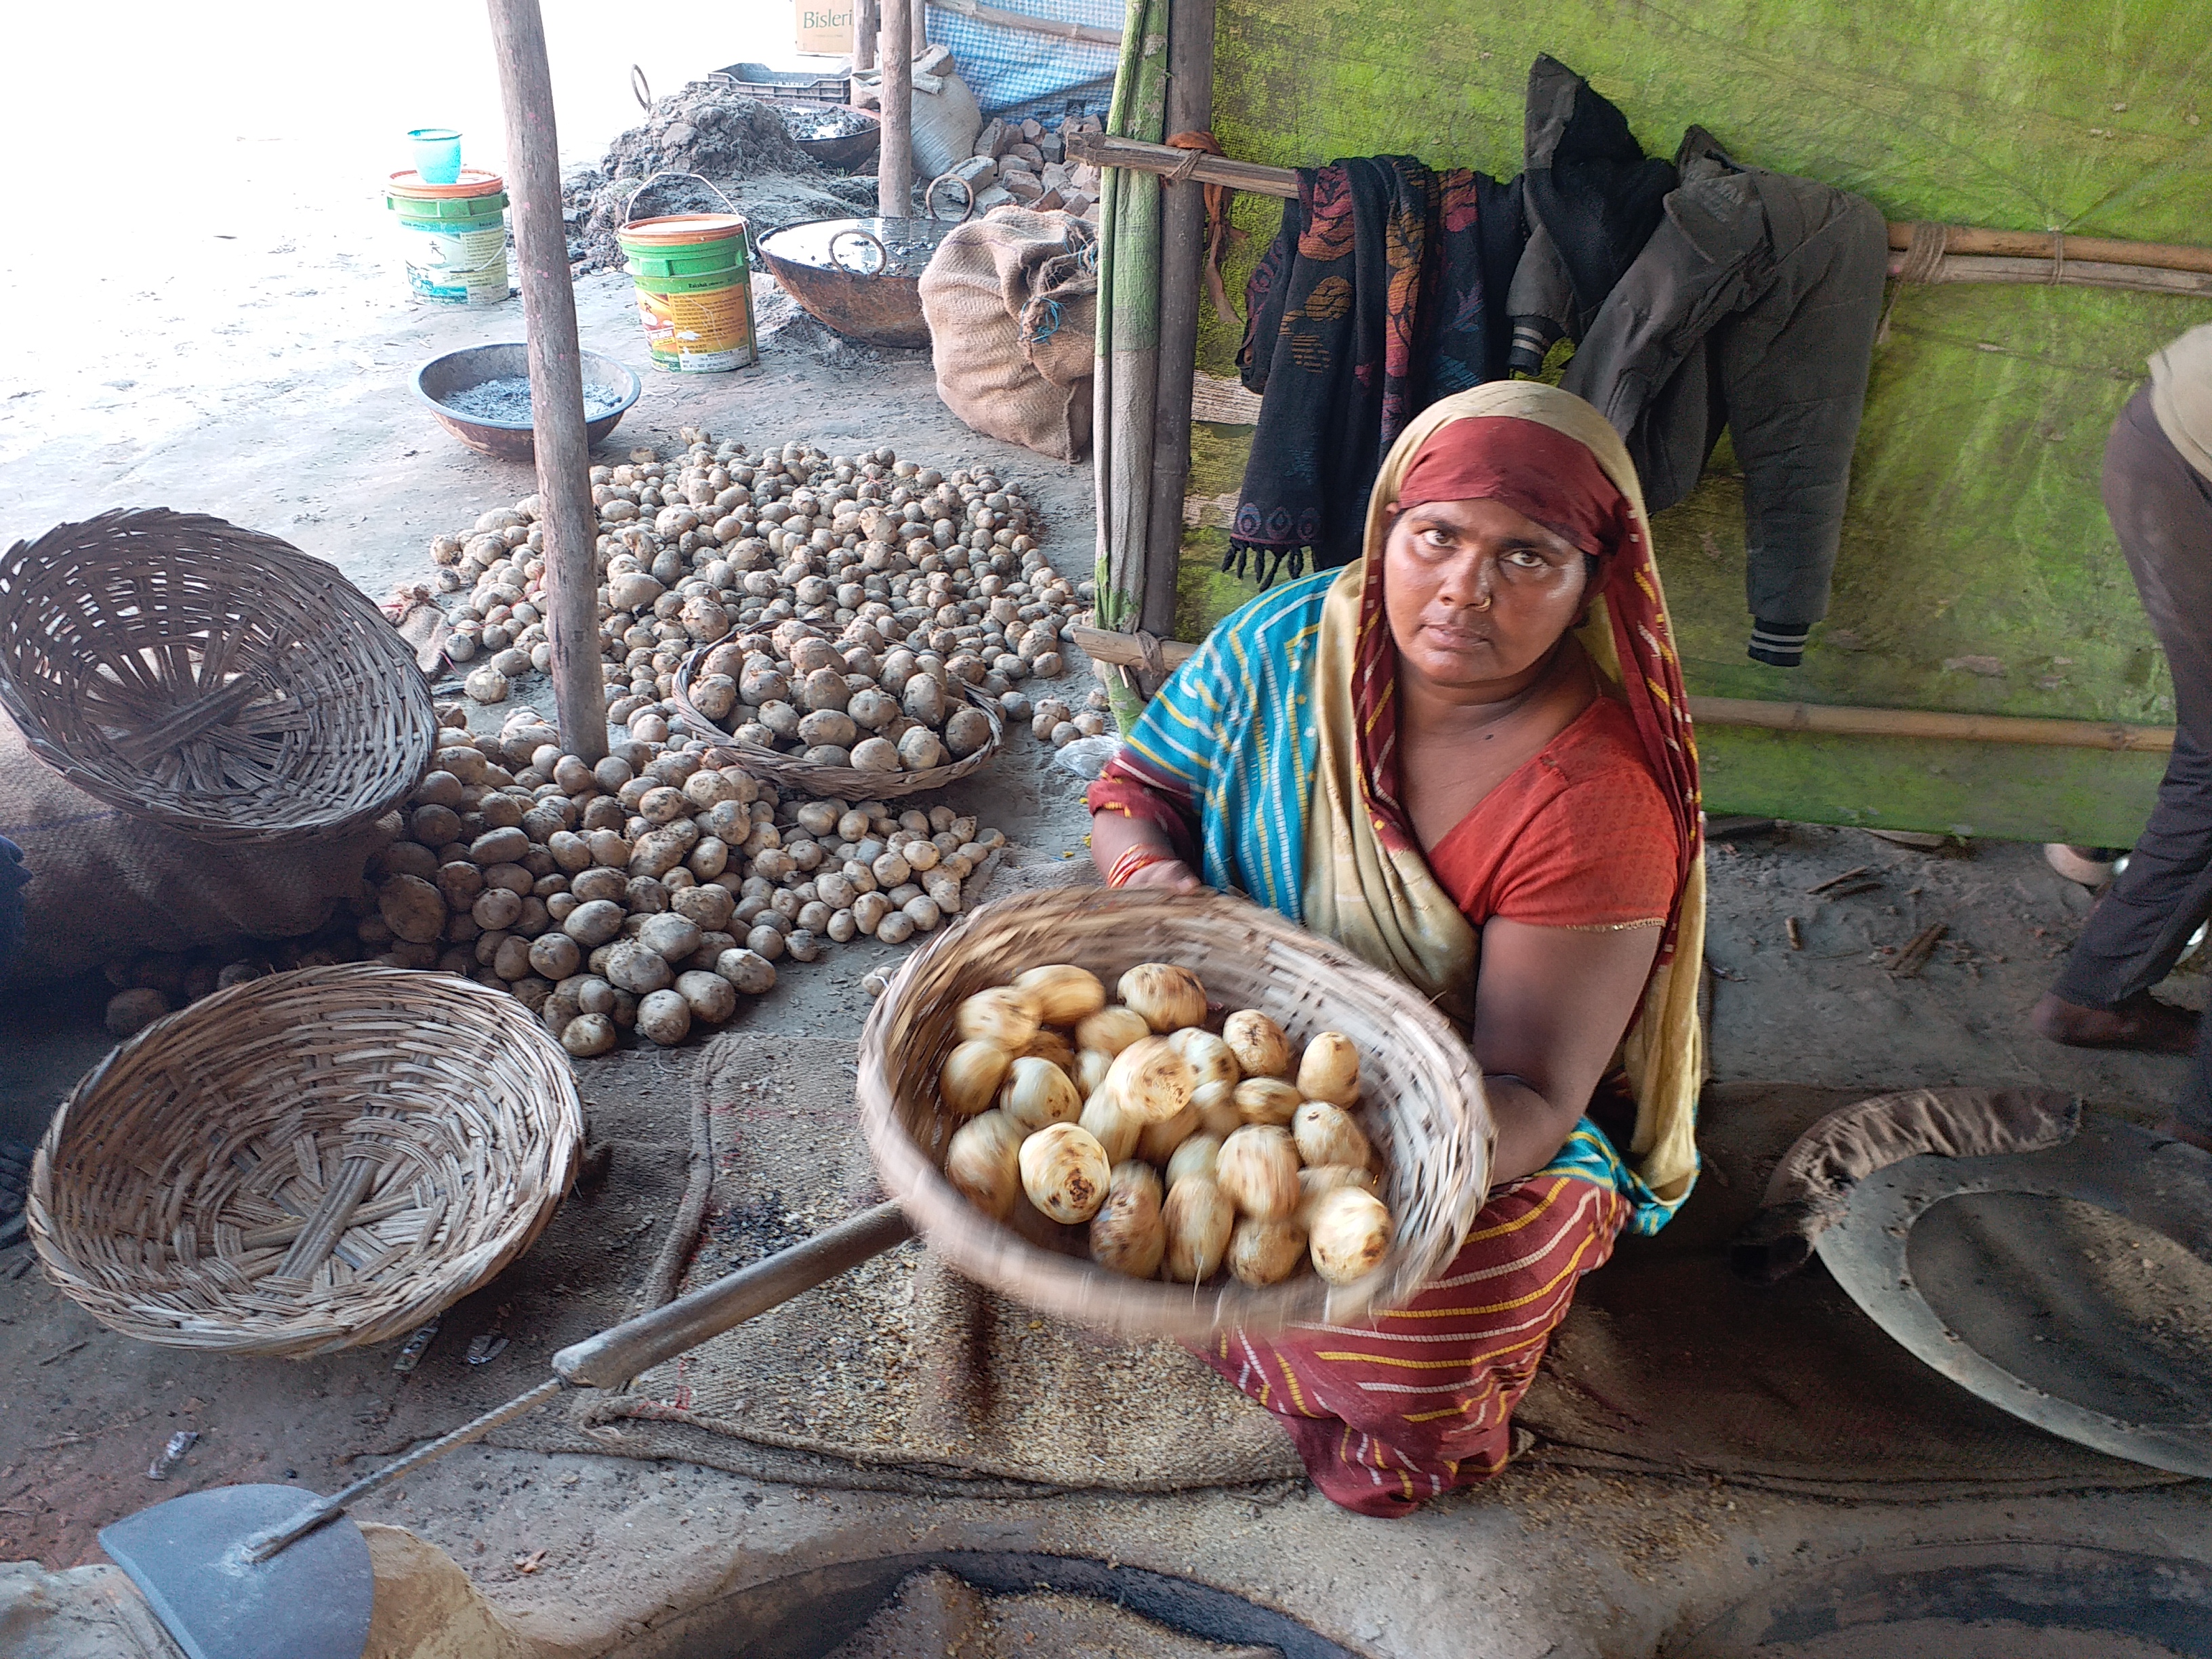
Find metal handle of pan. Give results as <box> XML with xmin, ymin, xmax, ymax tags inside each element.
<box><xmin>632</xmin><ymin>64</ymin><xmax>653</xmax><ymax>111</ymax></box>
<box><xmin>827</xmin><ymin>226</ymin><xmax>892</xmax><ymax>276</ymax></box>
<box><xmin>234</xmin><ymin>1201</ymin><xmax>916</xmax><ymax>1564</ymax></box>
<box><xmin>925</xmin><ymin>171</ymin><xmax>977</xmax><ymax>222</ymax></box>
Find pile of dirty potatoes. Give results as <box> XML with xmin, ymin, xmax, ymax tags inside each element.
<box><xmin>565</xmin><ymin>81</ymin><xmax>878</xmax><ymax>273</ymax></box>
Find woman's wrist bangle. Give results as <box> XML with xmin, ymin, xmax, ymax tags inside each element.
<box><xmin>1107</xmin><ymin>844</ymin><xmax>1179</xmax><ymax>888</ymax></box>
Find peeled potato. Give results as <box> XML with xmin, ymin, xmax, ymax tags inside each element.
<box><xmin>1292</xmin><ymin>1100</ymin><xmax>1372</xmax><ymax>1170</ymax></box>
<box><xmin>1103</xmin><ymin>1035</ymin><xmax>1195</xmax><ymax>1124</ymax></box>
<box><xmin>1073</xmin><ymin>1047</ymin><xmax>1114</xmax><ymax>1098</ymax></box>
<box><xmin>1021</xmin><ymin>1027</ymin><xmax>1077</xmax><ymax>1075</ymax></box>
<box><xmin>1135</xmin><ymin>1099</ymin><xmax>1202</xmax><ymax>1164</ymax></box>
<box><xmin>945</xmin><ymin>1110</ymin><xmax>1024</xmax><ymax>1221</ymax></box>
<box><xmin>940</xmin><ymin>1039</ymin><xmax>1011</xmax><ymax>1116</ymax></box>
<box><xmin>1296</xmin><ymin>1030</ymin><xmax>1361</xmax><ymax>1107</ymax></box>
<box><xmin>1222</xmin><ymin>1009</ymin><xmax>1292</xmax><ymax>1079</ymax></box>
<box><xmin>1090</xmin><ymin>1162</ymin><xmax>1167</xmax><ymax>1279</ymax></box>
<box><xmin>1229</xmin><ymin>1216</ymin><xmax>1307</xmax><ymax>1286</ymax></box>
<box><xmin>1191</xmin><ymin>1078</ymin><xmax>1242</xmax><ymax>1137</ymax></box>
<box><xmin>1075</xmin><ymin>1004</ymin><xmax>1151</xmax><ymax>1057</ymax></box>
<box><xmin>1296</xmin><ymin>1164</ymin><xmax>1379</xmax><ymax>1229</ymax></box>
<box><xmin>1216</xmin><ymin>1124</ymin><xmax>1300</xmax><ymax>1221</ymax></box>
<box><xmin>1309</xmin><ymin>1187</ymin><xmax>1391</xmax><ymax>1284</ymax></box>
<box><xmin>1168</xmin><ymin>1027</ymin><xmax>1240</xmax><ymax>1090</ymax></box>
<box><xmin>1166</xmin><ymin>1133</ymin><xmax>1223</xmax><ymax>1191</ymax></box>
<box><xmin>1019</xmin><ymin>1122</ymin><xmax>1111</xmax><ymax>1223</ymax></box>
<box><xmin>1118</xmin><ymin>963</ymin><xmax>1208</xmax><ymax>1033</ymax></box>
<box><xmin>1014</xmin><ymin>963</ymin><xmax>1107</xmax><ymax>1025</ymax></box>
<box><xmin>957</xmin><ymin>985</ymin><xmax>1040</xmax><ymax>1050</ymax></box>
<box><xmin>1078</xmin><ymin>1087</ymin><xmax>1142</xmax><ymax>1163</ymax></box>
<box><xmin>1233</xmin><ymin>1077</ymin><xmax>1303</xmax><ymax>1128</ymax></box>
<box><xmin>1163</xmin><ymin>1176</ymin><xmax>1234</xmax><ymax>1282</ymax></box>
<box><xmin>1000</xmin><ymin>1054</ymin><xmax>1082</xmax><ymax>1132</ymax></box>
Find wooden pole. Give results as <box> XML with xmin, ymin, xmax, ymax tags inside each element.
<box><xmin>878</xmin><ymin>0</ymin><xmax>914</xmax><ymax>215</ymax></box>
<box><xmin>1140</xmin><ymin>0</ymin><xmax>1214</xmax><ymax>647</ymax></box>
<box><xmin>486</xmin><ymin>0</ymin><xmax>606</xmax><ymax>764</ymax></box>
<box><xmin>912</xmin><ymin>0</ymin><xmax>929</xmax><ymax>58</ymax></box>
<box><xmin>852</xmin><ymin>0</ymin><xmax>878</xmax><ymax>71</ymax></box>
<box><xmin>1887</xmin><ymin>222</ymin><xmax>2212</xmax><ymax>277</ymax></box>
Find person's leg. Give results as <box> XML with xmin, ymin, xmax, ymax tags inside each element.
<box><xmin>1192</xmin><ymin>1173</ymin><xmax>1627</xmax><ymax>1516</ymax></box>
<box><xmin>2038</xmin><ymin>387</ymin><xmax>2212</xmax><ymax>1050</ymax></box>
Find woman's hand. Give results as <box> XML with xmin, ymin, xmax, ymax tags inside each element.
<box><xmin>1118</xmin><ymin>857</ymin><xmax>1204</xmax><ymax>894</ymax></box>
<box><xmin>1089</xmin><ymin>811</ymin><xmax>1205</xmax><ymax>893</ymax></box>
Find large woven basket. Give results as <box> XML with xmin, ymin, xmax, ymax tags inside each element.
<box><xmin>0</xmin><ymin>508</ymin><xmax>437</xmax><ymax>842</ymax></box>
<box><xmin>670</xmin><ymin>640</ymin><xmax>1005</xmax><ymax>800</ymax></box>
<box><xmin>28</xmin><ymin>964</ymin><xmax>583</xmax><ymax>1357</ymax></box>
<box><xmin>859</xmin><ymin>887</ymin><xmax>1492</xmax><ymax>1338</ymax></box>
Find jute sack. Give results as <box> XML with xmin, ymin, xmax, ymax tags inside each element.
<box><xmin>920</xmin><ymin>209</ymin><xmax>1099</xmax><ymax>462</ymax></box>
<box><xmin>0</xmin><ymin>710</ymin><xmax>382</xmax><ymax>985</ymax></box>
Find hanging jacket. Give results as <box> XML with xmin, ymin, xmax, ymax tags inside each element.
<box><xmin>1562</xmin><ymin>128</ymin><xmax>1889</xmax><ymax>665</ymax></box>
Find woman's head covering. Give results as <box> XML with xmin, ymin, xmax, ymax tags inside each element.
<box><xmin>1348</xmin><ymin>382</ymin><xmax>1705</xmax><ymax>1204</ymax></box>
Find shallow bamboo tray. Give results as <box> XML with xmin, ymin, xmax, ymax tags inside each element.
<box><xmin>28</xmin><ymin>964</ymin><xmax>583</xmax><ymax>1356</ymax></box>
<box><xmin>670</xmin><ymin>640</ymin><xmax>1006</xmax><ymax>799</ymax></box>
<box><xmin>0</xmin><ymin>508</ymin><xmax>437</xmax><ymax>843</ymax></box>
<box><xmin>859</xmin><ymin>887</ymin><xmax>1493</xmax><ymax>1338</ymax></box>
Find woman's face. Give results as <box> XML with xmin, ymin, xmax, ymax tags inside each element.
<box><xmin>1382</xmin><ymin>495</ymin><xmax>1591</xmax><ymax>693</ymax></box>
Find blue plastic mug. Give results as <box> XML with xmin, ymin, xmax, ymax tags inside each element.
<box><xmin>409</xmin><ymin>128</ymin><xmax>463</xmax><ymax>185</ymax></box>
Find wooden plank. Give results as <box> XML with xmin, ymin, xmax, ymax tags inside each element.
<box><xmin>1069</xmin><ymin>627</ymin><xmax>2175</xmax><ymax>752</ymax></box>
<box><xmin>487</xmin><ymin>0</ymin><xmax>607</xmax><ymax>763</ymax></box>
<box><xmin>1192</xmin><ymin>371</ymin><xmax>1262</xmax><ymax>424</ymax></box>
<box><xmin>930</xmin><ymin>0</ymin><xmax>1124</xmax><ymax>45</ymax></box>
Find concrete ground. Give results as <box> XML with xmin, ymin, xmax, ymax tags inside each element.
<box><xmin>3</xmin><ymin>115</ymin><xmax>2209</xmax><ymax>1659</ymax></box>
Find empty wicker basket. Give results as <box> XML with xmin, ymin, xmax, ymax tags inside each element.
<box><xmin>28</xmin><ymin>965</ymin><xmax>584</xmax><ymax>1357</ymax></box>
<box><xmin>0</xmin><ymin>508</ymin><xmax>438</xmax><ymax>842</ymax></box>
<box><xmin>859</xmin><ymin>886</ymin><xmax>1492</xmax><ymax>1339</ymax></box>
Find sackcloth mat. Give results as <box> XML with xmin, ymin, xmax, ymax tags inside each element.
<box><xmin>498</xmin><ymin>1045</ymin><xmax>2196</xmax><ymax>1499</ymax></box>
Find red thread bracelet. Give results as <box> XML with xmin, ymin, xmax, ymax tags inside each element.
<box><xmin>1106</xmin><ymin>844</ymin><xmax>1178</xmax><ymax>888</ymax></box>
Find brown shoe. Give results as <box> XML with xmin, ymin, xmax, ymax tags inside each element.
<box><xmin>2031</xmin><ymin>991</ymin><xmax>2199</xmax><ymax>1056</ymax></box>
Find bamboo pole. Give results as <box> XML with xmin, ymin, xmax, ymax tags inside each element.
<box><xmin>878</xmin><ymin>0</ymin><xmax>914</xmax><ymax>215</ymax></box>
<box><xmin>1141</xmin><ymin>0</ymin><xmax>1214</xmax><ymax>647</ymax></box>
<box><xmin>486</xmin><ymin>0</ymin><xmax>607</xmax><ymax>764</ymax></box>
<box><xmin>1067</xmin><ymin>628</ymin><xmax>2177</xmax><ymax>752</ymax></box>
<box><xmin>1069</xmin><ymin>132</ymin><xmax>2212</xmax><ymax>297</ymax></box>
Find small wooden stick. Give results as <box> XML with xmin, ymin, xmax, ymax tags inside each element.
<box><xmin>1807</xmin><ymin>865</ymin><xmax>1875</xmax><ymax>895</ymax></box>
<box><xmin>1890</xmin><ymin>923</ymin><xmax>1949</xmax><ymax>979</ymax></box>
<box><xmin>1786</xmin><ymin>916</ymin><xmax>1803</xmax><ymax>951</ymax></box>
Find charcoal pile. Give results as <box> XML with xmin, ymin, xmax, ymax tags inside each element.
<box><xmin>565</xmin><ymin>81</ymin><xmax>878</xmax><ymax>272</ymax></box>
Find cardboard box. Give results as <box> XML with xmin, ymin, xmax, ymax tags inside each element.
<box><xmin>794</xmin><ymin>0</ymin><xmax>855</xmax><ymax>55</ymax></box>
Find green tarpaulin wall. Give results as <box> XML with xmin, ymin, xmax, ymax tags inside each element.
<box><xmin>1156</xmin><ymin>0</ymin><xmax>2211</xmax><ymax>843</ymax></box>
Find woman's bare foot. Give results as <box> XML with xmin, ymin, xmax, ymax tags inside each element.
<box><xmin>2030</xmin><ymin>990</ymin><xmax>2199</xmax><ymax>1055</ymax></box>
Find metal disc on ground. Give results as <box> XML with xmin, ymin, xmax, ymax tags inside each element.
<box><xmin>1817</xmin><ymin>1113</ymin><xmax>2212</xmax><ymax>1477</ymax></box>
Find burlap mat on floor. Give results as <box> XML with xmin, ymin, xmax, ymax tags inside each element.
<box><xmin>1514</xmin><ymin>1082</ymin><xmax>2192</xmax><ymax>1498</ymax></box>
<box><xmin>576</xmin><ymin>1031</ymin><xmax>1303</xmax><ymax>1492</ymax></box>
<box><xmin>505</xmin><ymin>1031</ymin><xmax>2187</xmax><ymax>1497</ymax></box>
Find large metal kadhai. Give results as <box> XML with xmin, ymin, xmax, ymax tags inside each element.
<box><xmin>98</xmin><ymin>1202</ymin><xmax>915</xmax><ymax>1659</ymax></box>
<box><xmin>758</xmin><ymin>215</ymin><xmax>964</xmax><ymax>349</ymax></box>
<box><xmin>1817</xmin><ymin>1112</ymin><xmax>2212</xmax><ymax>1477</ymax></box>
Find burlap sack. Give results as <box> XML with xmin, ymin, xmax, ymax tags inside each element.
<box><xmin>0</xmin><ymin>710</ymin><xmax>381</xmax><ymax>985</ymax></box>
<box><xmin>920</xmin><ymin>209</ymin><xmax>1099</xmax><ymax>462</ymax></box>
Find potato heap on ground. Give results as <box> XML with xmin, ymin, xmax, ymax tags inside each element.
<box><xmin>421</xmin><ymin>432</ymin><xmax>1094</xmax><ymax>759</ymax></box>
<box><xmin>353</xmin><ymin>707</ymin><xmax>1006</xmax><ymax>1051</ymax></box>
<box><xmin>938</xmin><ymin>963</ymin><xmax>1395</xmax><ymax>1289</ymax></box>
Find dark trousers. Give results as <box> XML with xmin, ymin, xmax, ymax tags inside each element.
<box><xmin>2049</xmin><ymin>386</ymin><xmax>2212</xmax><ymax>1132</ymax></box>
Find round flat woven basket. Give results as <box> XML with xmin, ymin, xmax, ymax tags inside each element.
<box><xmin>670</xmin><ymin>642</ymin><xmax>1005</xmax><ymax>800</ymax></box>
<box><xmin>0</xmin><ymin>508</ymin><xmax>437</xmax><ymax>842</ymax></box>
<box><xmin>28</xmin><ymin>964</ymin><xmax>584</xmax><ymax>1357</ymax></box>
<box><xmin>858</xmin><ymin>886</ymin><xmax>1493</xmax><ymax>1339</ymax></box>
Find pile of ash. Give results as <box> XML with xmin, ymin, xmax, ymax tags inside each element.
<box><xmin>564</xmin><ymin>81</ymin><xmax>879</xmax><ymax>272</ymax></box>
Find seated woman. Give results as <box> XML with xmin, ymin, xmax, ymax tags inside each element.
<box><xmin>1086</xmin><ymin>381</ymin><xmax>1705</xmax><ymax>1516</ymax></box>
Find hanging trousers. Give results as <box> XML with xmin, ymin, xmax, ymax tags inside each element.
<box><xmin>2047</xmin><ymin>386</ymin><xmax>2212</xmax><ymax>1132</ymax></box>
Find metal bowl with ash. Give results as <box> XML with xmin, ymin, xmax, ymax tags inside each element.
<box><xmin>414</xmin><ymin>342</ymin><xmax>642</xmax><ymax>462</ymax></box>
<box><xmin>758</xmin><ymin>215</ymin><xmax>965</xmax><ymax>349</ymax></box>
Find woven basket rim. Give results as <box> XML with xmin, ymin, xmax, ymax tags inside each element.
<box><xmin>27</xmin><ymin>962</ymin><xmax>583</xmax><ymax>1356</ymax></box>
<box><xmin>670</xmin><ymin>640</ymin><xmax>1005</xmax><ymax>799</ymax></box>
<box><xmin>857</xmin><ymin>887</ymin><xmax>1494</xmax><ymax>1338</ymax></box>
<box><xmin>0</xmin><ymin>508</ymin><xmax>436</xmax><ymax>843</ymax></box>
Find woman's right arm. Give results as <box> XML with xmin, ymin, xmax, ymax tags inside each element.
<box><xmin>1088</xmin><ymin>806</ymin><xmax>1204</xmax><ymax>893</ymax></box>
<box><xmin>1085</xmin><ymin>641</ymin><xmax>1237</xmax><ymax>894</ymax></box>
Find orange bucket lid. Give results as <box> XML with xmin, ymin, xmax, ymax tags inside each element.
<box><xmin>387</xmin><ymin>167</ymin><xmax>507</xmax><ymax>200</ymax></box>
<box><xmin>619</xmin><ymin>212</ymin><xmax>750</xmax><ymax>246</ymax></box>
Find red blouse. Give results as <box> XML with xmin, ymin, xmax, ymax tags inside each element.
<box><xmin>1425</xmin><ymin>695</ymin><xmax>1677</xmax><ymax>930</ymax></box>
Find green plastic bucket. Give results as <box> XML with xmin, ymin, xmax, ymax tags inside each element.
<box><xmin>616</xmin><ymin>175</ymin><xmax>756</xmax><ymax>373</ymax></box>
<box><xmin>387</xmin><ymin>168</ymin><xmax>510</xmax><ymax>308</ymax></box>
